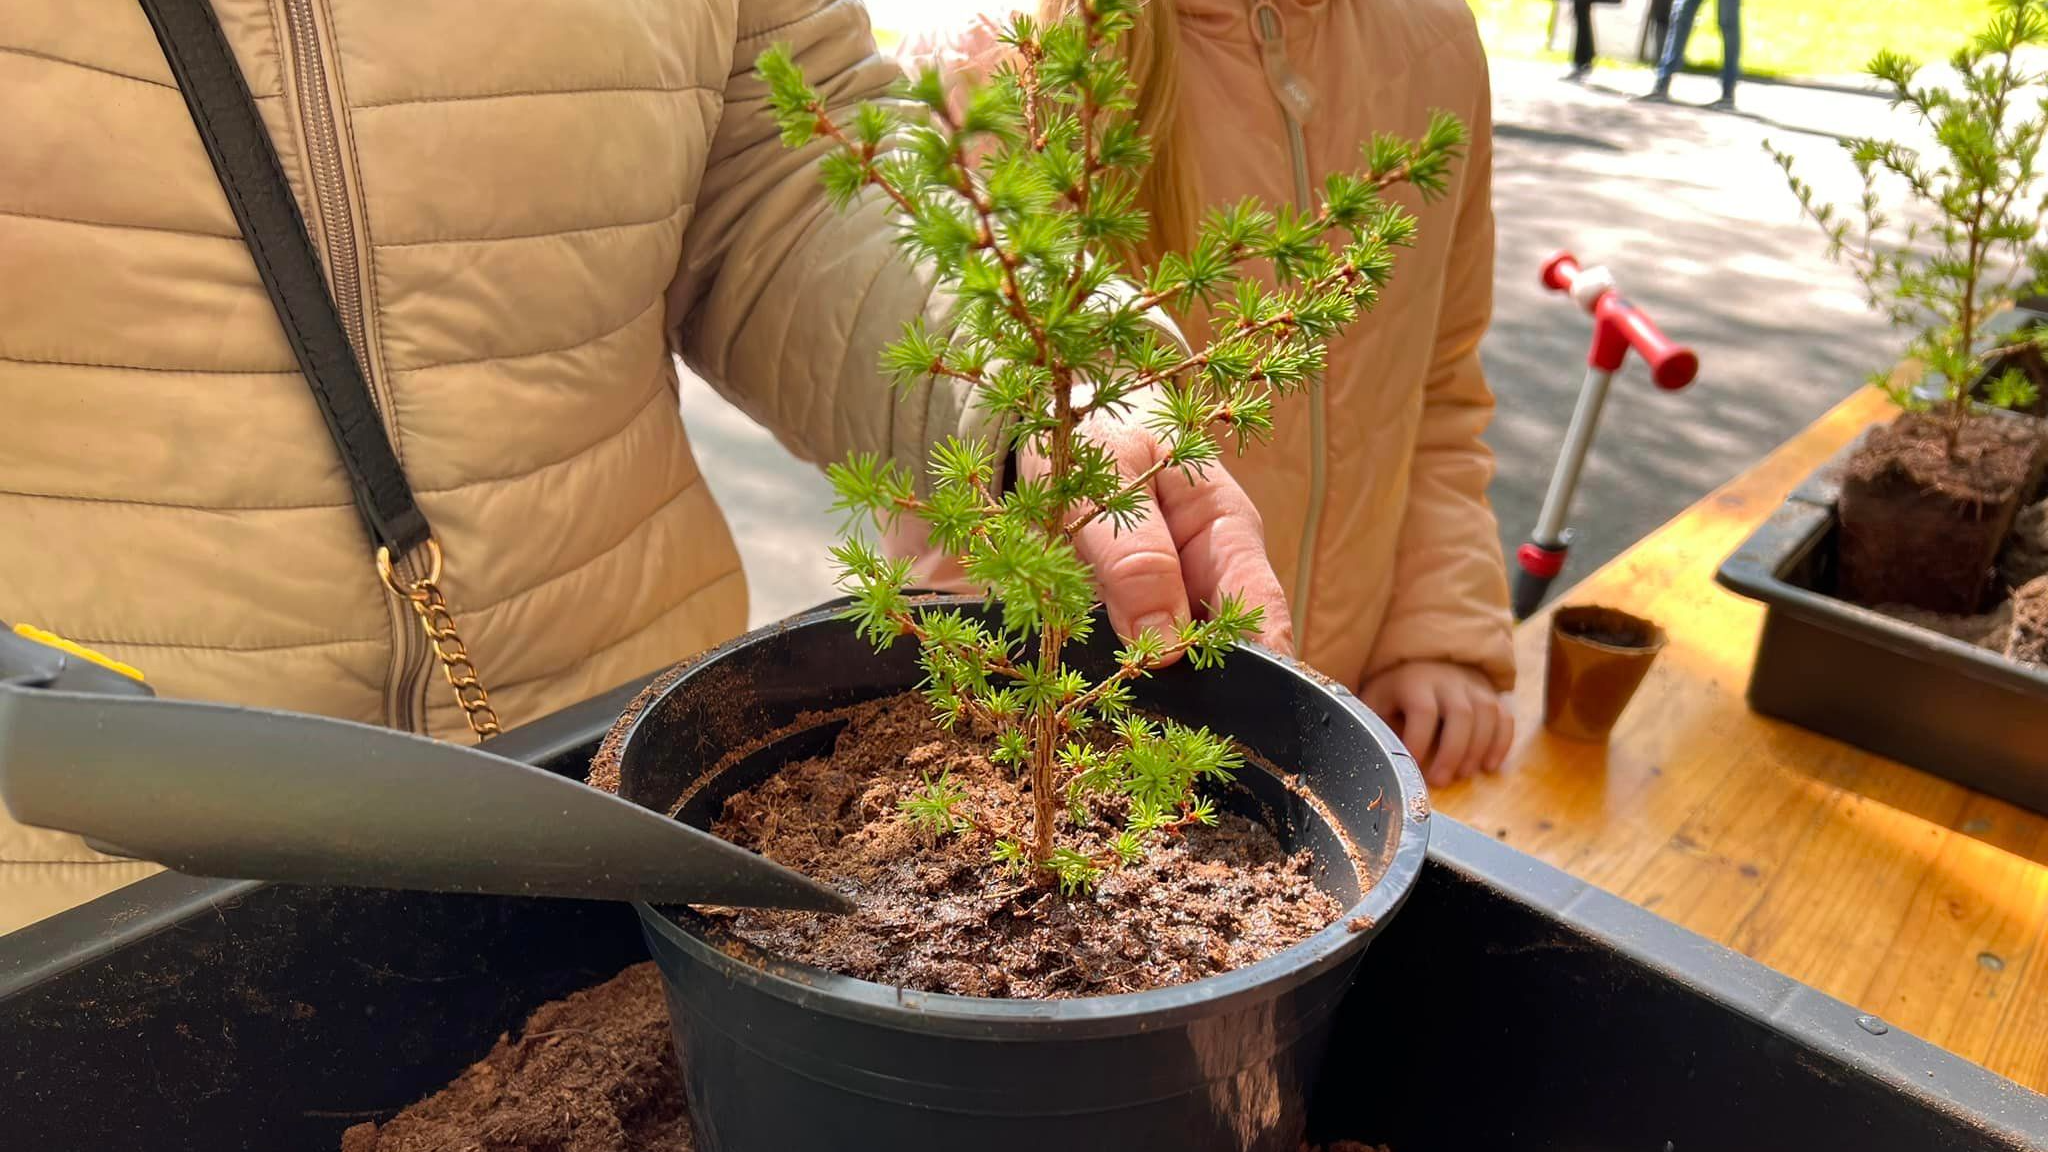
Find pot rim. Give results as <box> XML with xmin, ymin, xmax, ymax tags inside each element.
<box><xmin>622</xmin><ymin>597</ymin><xmax>1432</xmax><ymax>1037</ymax></box>
<box><xmin>1550</xmin><ymin>604</ymin><xmax>1668</xmax><ymax>654</ymax></box>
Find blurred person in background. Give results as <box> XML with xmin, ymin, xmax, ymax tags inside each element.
<box><xmin>1641</xmin><ymin>0</ymin><xmax>1742</xmax><ymax>109</ymax></box>
<box><xmin>1566</xmin><ymin>0</ymin><xmax>1599</xmax><ymax>83</ymax></box>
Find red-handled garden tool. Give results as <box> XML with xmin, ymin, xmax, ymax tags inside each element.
<box><xmin>1512</xmin><ymin>252</ymin><xmax>1701</xmax><ymax>620</ymax></box>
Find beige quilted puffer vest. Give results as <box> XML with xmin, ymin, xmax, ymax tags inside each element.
<box><xmin>0</xmin><ymin>0</ymin><xmax>986</xmax><ymax>930</ymax></box>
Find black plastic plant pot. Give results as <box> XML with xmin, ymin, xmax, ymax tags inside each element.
<box><xmin>1717</xmin><ymin>448</ymin><xmax>2048</xmax><ymax>815</ymax></box>
<box><xmin>611</xmin><ymin>597</ymin><xmax>1430</xmax><ymax>1152</ymax></box>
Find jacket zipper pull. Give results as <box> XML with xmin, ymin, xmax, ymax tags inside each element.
<box><xmin>1251</xmin><ymin>2</ymin><xmax>1315</xmax><ymax>124</ymax></box>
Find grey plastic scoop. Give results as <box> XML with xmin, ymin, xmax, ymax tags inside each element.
<box><xmin>0</xmin><ymin>683</ymin><xmax>851</xmax><ymax>913</ymax></box>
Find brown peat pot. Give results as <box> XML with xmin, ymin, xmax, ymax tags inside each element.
<box><xmin>611</xmin><ymin>598</ymin><xmax>1430</xmax><ymax>1152</ymax></box>
<box><xmin>1543</xmin><ymin>605</ymin><xmax>1667</xmax><ymax>742</ymax></box>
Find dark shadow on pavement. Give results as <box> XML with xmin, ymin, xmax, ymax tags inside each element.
<box><xmin>1496</xmin><ymin>122</ymin><xmax>1626</xmax><ymax>153</ymax></box>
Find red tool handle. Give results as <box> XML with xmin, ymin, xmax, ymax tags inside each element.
<box><xmin>1542</xmin><ymin>252</ymin><xmax>1699</xmax><ymax>391</ymax></box>
<box><xmin>1539</xmin><ymin>251</ymin><xmax>1593</xmax><ymax>295</ymax></box>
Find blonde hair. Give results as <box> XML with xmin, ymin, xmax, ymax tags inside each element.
<box><xmin>1035</xmin><ymin>0</ymin><xmax>1200</xmax><ymax>268</ymax></box>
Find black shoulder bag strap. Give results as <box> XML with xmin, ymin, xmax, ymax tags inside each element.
<box><xmin>137</xmin><ymin>0</ymin><xmax>501</xmax><ymax>736</ymax></box>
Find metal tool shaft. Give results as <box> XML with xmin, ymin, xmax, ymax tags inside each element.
<box><xmin>1533</xmin><ymin>364</ymin><xmax>1618</xmax><ymax>549</ymax></box>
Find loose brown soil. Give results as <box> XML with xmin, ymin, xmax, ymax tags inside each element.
<box><xmin>336</xmin><ymin>960</ymin><xmax>1392</xmax><ymax>1151</ymax></box>
<box><xmin>1876</xmin><ymin>599</ymin><xmax>2016</xmax><ymax>652</ymax></box>
<box><xmin>701</xmin><ymin>693</ymin><xmax>1341</xmax><ymax>999</ymax></box>
<box><xmin>2001</xmin><ymin>496</ymin><xmax>2048</xmax><ymax>589</ymax></box>
<box><xmin>1552</xmin><ymin>605</ymin><xmax>1662</xmax><ymax>652</ymax></box>
<box><xmin>2007</xmin><ymin>575</ymin><xmax>2048</xmax><ymax>667</ymax></box>
<box><xmin>1837</xmin><ymin>411</ymin><xmax>2047</xmax><ymax>614</ymax></box>
<box><xmin>1557</xmin><ymin>621</ymin><xmax>1653</xmax><ymax>649</ymax></box>
<box><xmin>339</xmin><ymin>963</ymin><xmax>690</xmax><ymax>1152</ymax></box>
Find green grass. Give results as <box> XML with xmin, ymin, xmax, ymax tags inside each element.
<box><xmin>1468</xmin><ymin>0</ymin><xmax>1992</xmax><ymax>82</ymax></box>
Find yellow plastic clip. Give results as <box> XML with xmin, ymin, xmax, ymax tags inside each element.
<box><xmin>11</xmin><ymin>624</ymin><xmax>146</xmax><ymax>683</ymax></box>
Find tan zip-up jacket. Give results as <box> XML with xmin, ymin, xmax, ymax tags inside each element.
<box><xmin>0</xmin><ymin>0</ymin><xmax>989</xmax><ymax>931</ymax></box>
<box><xmin>905</xmin><ymin>0</ymin><xmax>1515</xmax><ymax>695</ymax></box>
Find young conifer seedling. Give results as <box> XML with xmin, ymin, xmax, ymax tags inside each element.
<box><xmin>761</xmin><ymin>1</ymin><xmax>1463</xmax><ymax>893</ymax></box>
<box><xmin>1769</xmin><ymin>0</ymin><xmax>2048</xmax><ymax>453</ymax></box>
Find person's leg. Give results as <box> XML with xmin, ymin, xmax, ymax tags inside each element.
<box><xmin>1571</xmin><ymin>0</ymin><xmax>1596</xmax><ymax>72</ymax></box>
<box><xmin>1653</xmin><ymin>0</ymin><xmax>1706</xmax><ymax>92</ymax></box>
<box><xmin>1717</xmin><ymin>0</ymin><xmax>1741</xmax><ymax>98</ymax></box>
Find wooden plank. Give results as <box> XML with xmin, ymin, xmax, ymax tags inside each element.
<box><xmin>1614</xmin><ymin>739</ymin><xmax>1837</xmax><ymax>942</ymax></box>
<box><xmin>1436</xmin><ymin>386</ymin><xmax>2048</xmax><ymax>1093</ymax></box>
<box><xmin>1856</xmin><ymin>794</ymin><xmax>2048</xmax><ymax>1073</ymax></box>
<box><xmin>1983</xmin><ymin>907</ymin><xmax>2048</xmax><ymax>1095</ymax></box>
<box><xmin>1726</xmin><ymin>763</ymin><xmax>1970</xmax><ymax>1003</ymax></box>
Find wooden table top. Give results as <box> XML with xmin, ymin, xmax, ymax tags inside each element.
<box><xmin>1437</xmin><ymin>387</ymin><xmax>2048</xmax><ymax>1095</ymax></box>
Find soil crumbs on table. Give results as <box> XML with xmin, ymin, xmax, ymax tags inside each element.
<box><xmin>706</xmin><ymin>692</ymin><xmax>1341</xmax><ymax>999</ymax></box>
<box><xmin>339</xmin><ymin>963</ymin><xmax>691</xmax><ymax>1152</ymax></box>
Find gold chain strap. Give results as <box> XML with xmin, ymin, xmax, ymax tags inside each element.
<box><xmin>377</xmin><ymin>540</ymin><xmax>502</xmax><ymax>739</ymax></box>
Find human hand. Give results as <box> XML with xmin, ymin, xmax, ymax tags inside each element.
<box><xmin>1020</xmin><ymin>412</ymin><xmax>1293</xmax><ymax>660</ymax></box>
<box><xmin>1361</xmin><ymin>660</ymin><xmax>1513</xmax><ymax>788</ymax></box>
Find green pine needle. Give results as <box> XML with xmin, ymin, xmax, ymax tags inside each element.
<box><xmin>900</xmin><ymin>772</ymin><xmax>968</xmax><ymax>838</ymax></box>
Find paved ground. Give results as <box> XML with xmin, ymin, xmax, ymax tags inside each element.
<box><xmin>680</xmin><ymin>54</ymin><xmax>1905</xmax><ymax>627</ymax></box>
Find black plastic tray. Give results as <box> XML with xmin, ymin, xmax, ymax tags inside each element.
<box><xmin>1716</xmin><ymin>442</ymin><xmax>2048</xmax><ymax>815</ymax></box>
<box><xmin>2</xmin><ymin>685</ymin><xmax>2042</xmax><ymax>1151</ymax></box>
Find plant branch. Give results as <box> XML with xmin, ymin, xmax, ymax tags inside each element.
<box><xmin>1095</xmin><ymin>265</ymin><xmax>1362</xmax><ymax>412</ymax></box>
<box><xmin>932</xmin><ymin>362</ymin><xmax>987</xmax><ymax>385</ymax></box>
<box><xmin>889</xmin><ymin>609</ymin><xmax>1028</xmax><ymax>681</ymax></box>
<box><xmin>955</xmin><ymin>804</ymin><xmax>1016</xmax><ymax>843</ymax></box>
<box><xmin>808</xmin><ymin>113</ymin><xmax>920</xmax><ymax>216</ymax></box>
<box><xmin>1063</xmin><ymin>456</ymin><xmax>1171</xmax><ymax>536</ymax></box>
<box><xmin>1063</xmin><ymin>4</ymin><xmax>1104</xmax><ymax>297</ymax></box>
<box><xmin>814</xmin><ymin>88</ymin><xmax>1056</xmax><ymax>375</ymax></box>
<box><xmin>1059</xmin><ymin>636</ymin><xmax>1196</xmax><ymax>721</ymax></box>
<box><xmin>919</xmin><ymin>59</ymin><xmax>1065</xmax><ymax>376</ymax></box>
<box><xmin>1017</xmin><ymin>35</ymin><xmax>1043</xmax><ymax>146</ymax></box>
<box><xmin>1119</xmin><ymin>162</ymin><xmax>1425</xmax><ymax>317</ymax></box>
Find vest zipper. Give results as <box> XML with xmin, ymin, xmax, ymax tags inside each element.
<box><xmin>280</xmin><ymin>0</ymin><xmax>431</xmax><ymax>734</ymax></box>
<box><xmin>1252</xmin><ymin>1</ymin><xmax>1324</xmax><ymax>651</ymax></box>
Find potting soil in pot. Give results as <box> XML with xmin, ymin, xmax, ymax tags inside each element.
<box><xmin>699</xmin><ymin>692</ymin><xmax>1342</xmax><ymax>999</ymax></box>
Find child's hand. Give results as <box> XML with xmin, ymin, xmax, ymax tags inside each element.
<box><xmin>1361</xmin><ymin>661</ymin><xmax>1513</xmax><ymax>788</ymax></box>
